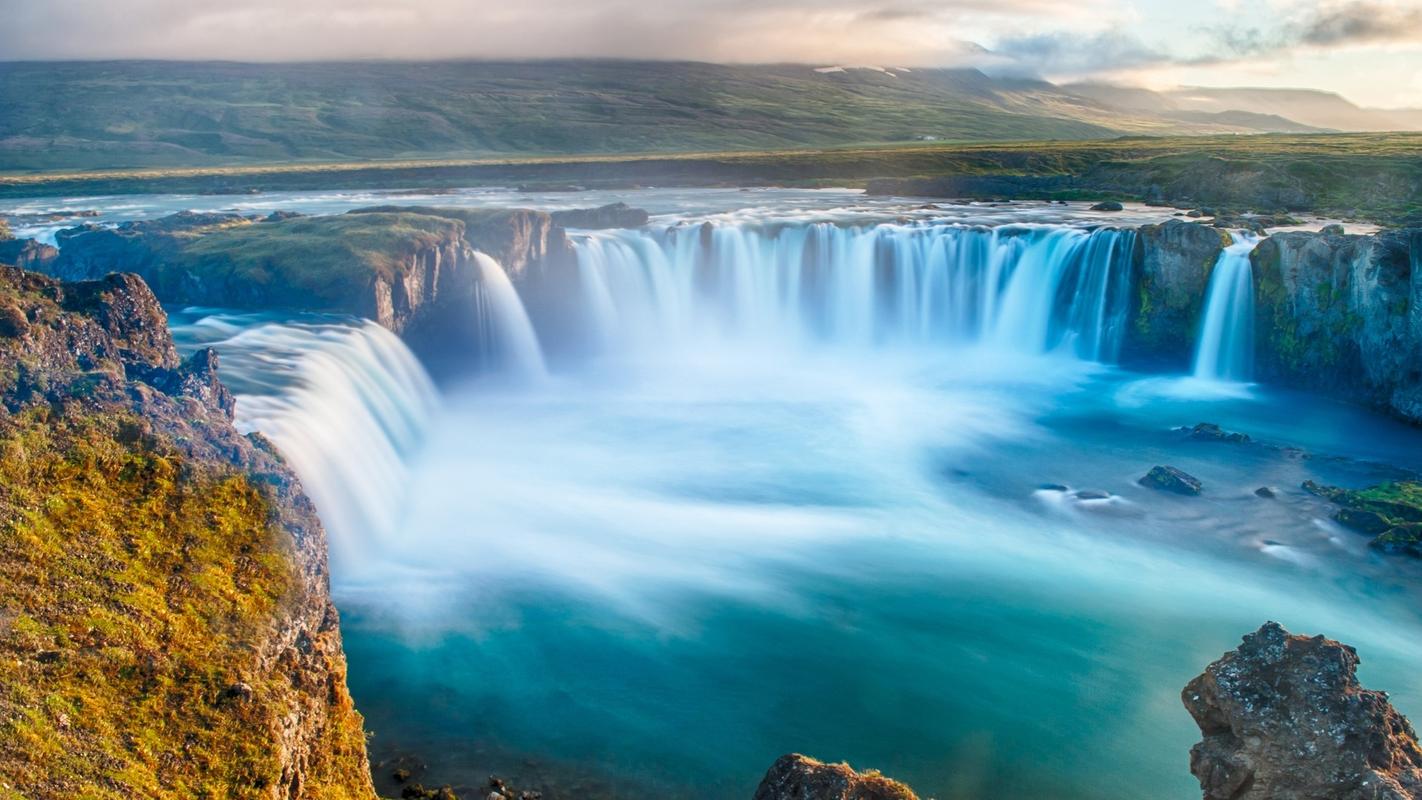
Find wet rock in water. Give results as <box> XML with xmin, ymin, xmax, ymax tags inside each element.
<box><xmin>1074</xmin><ymin>489</ymin><xmax>1112</xmax><ymax>500</ymax></box>
<box><xmin>1037</xmin><ymin>483</ymin><xmax>1069</xmax><ymax>492</ymax></box>
<box><xmin>753</xmin><ymin>755</ymin><xmax>918</xmax><ymax>800</ymax></box>
<box><xmin>1302</xmin><ymin>479</ymin><xmax>1422</xmax><ymax>557</ymax></box>
<box><xmin>1254</xmin><ymin>486</ymin><xmax>1277</xmax><ymax>498</ymax></box>
<box><xmin>1139</xmin><ymin>465</ymin><xmax>1203</xmax><ymax>495</ymax></box>
<box><xmin>1182</xmin><ymin>422</ymin><xmax>1251</xmax><ymax>444</ymax></box>
<box><xmin>1320</xmin><ymin>223</ymin><xmax>1347</xmax><ymax>236</ymax></box>
<box><xmin>1183</xmin><ymin>622</ymin><xmax>1422</xmax><ymax>800</ymax></box>
<box><xmin>393</xmin><ymin>768</ymin><xmax>412</xmax><ymax>783</ymax></box>
<box><xmin>1090</xmin><ymin>201</ymin><xmax>1124</xmax><ymax>212</ymax></box>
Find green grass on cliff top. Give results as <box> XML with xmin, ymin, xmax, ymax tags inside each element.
<box><xmin>166</xmin><ymin>212</ymin><xmax>465</xmax><ymax>306</ymax></box>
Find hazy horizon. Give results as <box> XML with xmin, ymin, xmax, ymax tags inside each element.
<box><xmin>1</xmin><ymin>0</ymin><xmax>1420</xmax><ymax>108</ymax></box>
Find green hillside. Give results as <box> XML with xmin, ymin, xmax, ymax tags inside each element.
<box><xmin>0</xmin><ymin>60</ymin><xmax>1304</xmax><ymax>172</ymax></box>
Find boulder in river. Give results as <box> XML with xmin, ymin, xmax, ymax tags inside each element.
<box><xmin>753</xmin><ymin>754</ymin><xmax>917</xmax><ymax>800</ymax></box>
<box><xmin>1183</xmin><ymin>622</ymin><xmax>1422</xmax><ymax>800</ymax></box>
<box><xmin>1183</xmin><ymin>422</ymin><xmax>1251</xmax><ymax>444</ymax></box>
<box><xmin>1090</xmin><ymin>201</ymin><xmax>1124</xmax><ymax>211</ymax></box>
<box><xmin>1139</xmin><ymin>465</ymin><xmax>1203</xmax><ymax>495</ymax></box>
<box><xmin>1303</xmin><ymin>479</ymin><xmax>1422</xmax><ymax>557</ymax></box>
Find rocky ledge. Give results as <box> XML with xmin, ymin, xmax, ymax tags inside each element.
<box><xmin>0</xmin><ymin>264</ymin><xmax>372</xmax><ymax>797</ymax></box>
<box><xmin>753</xmin><ymin>755</ymin><xmax>918</xmax><ymax>800</ymax></box>
<box><xmin>1184</xmin><ymin>622</ymin><xmax>1422</xmax><ymax>800</ymax></box>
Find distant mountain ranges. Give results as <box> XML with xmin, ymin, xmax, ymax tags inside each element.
<box><xmin>0</xmin><ymin>60</ymin><xmax>1418</xmax><ymax>171</ymax></box>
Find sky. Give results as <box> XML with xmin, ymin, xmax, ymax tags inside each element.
<box><xmin>1</xmin><ymin>0</ymin><xmax>1420</xmax><ymax>107</ymax></box>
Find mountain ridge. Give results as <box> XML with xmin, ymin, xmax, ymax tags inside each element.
<box><xmin>3</xmin><ymin>59</ymin><xmax>1417</xmax><ymax>172</ymax></box>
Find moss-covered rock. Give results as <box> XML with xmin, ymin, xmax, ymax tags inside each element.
<box><xmin>1304</xmin><ymin>479</ymin><xmax>1422</xmax><ymax>557</ymax></box>
<box><xmin>0</xmin><ymin>266</ymin><xmax>374</xmax><ymax>798</ymax></box>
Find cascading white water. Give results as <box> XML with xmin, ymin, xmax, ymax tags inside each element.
<box><xmin>1192</xmin><ymin>235</ymin><xmax>1260</xmax><ymax>382</ymax></box>
<box><xmin>178</xmin><ymin>317</ymin><xmax>440</xmax><ymax>571</ymax></box>
<box><xmin>471</xmin><ymin>251</ymin><xmax>548</xmax><ymax>379</ymax></box>
<box><xmin>567</xmin><ymin>222</ymin><xmax>1137</xmax><ymax>361</ymax></box>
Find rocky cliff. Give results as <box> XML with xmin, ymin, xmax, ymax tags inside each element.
<box><xmin>1123</xmin><ymin>219</ymin><xmax>1230</xmax><ymax>368</ymax></box>
<box><xmin>1184</xmin><ymin>622</ymin><xmax>1422</xmax><ymax>800</ymax></box>
<box><xmin>45</xmin><ymin>208</ymin><xmax>568</xmax><ymax>373</ymax></box>
<box><xmin>1252</xmin><ymin>229</ymin><xmax>1421</xmax><ymax>422</ymax></box>
<box><xmin>0</xmin><ymin>265</ymin><xmax>373</xmax><ymax>798</ymax></box>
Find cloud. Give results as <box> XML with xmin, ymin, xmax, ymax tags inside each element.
<box><xmin>0</xmin><ymin>0</ymin><xmax>1095</xmax><ymax>64</ymax></box>
<box><xmin>990</xmin><ymin>31</ymin><xmax>1174</xmax><ymax>77</ymax></box>
<box><xmin>1297</xmin><ymin>1</ymin><xmax>1422</xmax><ymax>46</ymax></box>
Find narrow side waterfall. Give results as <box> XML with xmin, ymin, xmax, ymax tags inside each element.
<box><xmin>565</xmin><ymin>223</ymin><xmax>1137</xmax><ymax>361</ymax></box>
<box><xmin>471</xmin><ymin>251</ymin><xmax>548</xmax><ymax>379</ymax></box>
<box><xmin>174</xmin><ymin>316</ymin><xmax>440</xmax><ymax>570</ymax></box>
<box><xmin>1192</xmin><ymin>235</ymin><xmax>1260</xmax><ymax>382</ymax></box>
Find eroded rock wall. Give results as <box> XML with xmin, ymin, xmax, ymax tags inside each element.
<box><xmin>0</xmin><ymin>266</ymin><xmax>374</xmax><ymax>799</ymax></box>
<box><xmin>1252</xmin><ymin>229</ymin><xmax>1420</xmax><ymax>422</ymax></box>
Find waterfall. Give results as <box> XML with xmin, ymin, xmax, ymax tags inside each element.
<box><xmin>566</xmin><ymin>222</ymin><xmax>1137</xmax><ymax>362</ymax></box>
<box><xmin>1192</xmin><ymin>235</ymin><xmax>1260</xmax><ymax>382</ymax></box>
<box><xmin>472</xmin><ymin>251</ymin><xmax>548</xmax><ymax>379</ymax></box>
<box><xmin>174</xmin><ymin>316</ymin><xmax>440</xmax><ymax>570</ymax></box>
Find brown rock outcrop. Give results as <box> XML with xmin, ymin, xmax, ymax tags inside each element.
<box><xmin>1184</xmin><ymin>622</ymin><xmax>1422</xmax><ymax>800</ymax></box>
<box><xmin>752</xmin><ymin>754</ymin><xmax>918</xmax><ymax>800</ymax></box>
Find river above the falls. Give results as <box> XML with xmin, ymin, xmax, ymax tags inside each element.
<box><xmin>41</xmin><ymin>187</ymin><xmax>1422</xmax><ymax>799</ymax></box>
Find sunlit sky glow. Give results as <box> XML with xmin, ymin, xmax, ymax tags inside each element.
<box><xmin>1</xmin><ymin>0</ymin><xmax>1420</xmax><ymax>107</ymax></box>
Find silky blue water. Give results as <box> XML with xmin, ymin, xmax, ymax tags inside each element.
<box><xmin>136</xmin><ymin>197</ymin><xmax>1422</xmax><ymax>799</ymax></box>
<box><xmin>1193</xmin><ymin>236</ymin><xmax>1260</xmax><ymax>382</ymax></box>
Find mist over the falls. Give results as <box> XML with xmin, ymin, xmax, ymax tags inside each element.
<box><xmin>157</xmin><ymin>197</ymin><xmax>1422</xmax><ymax>799</ymax></box>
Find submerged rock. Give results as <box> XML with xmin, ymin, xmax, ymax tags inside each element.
<box><xmin>1139</xmin><ymin>465</ymin><xmax>1203</xmax><ymax>495</ymax></box>
<box><xmin>753</xmin><ymin>755</ymin><xmax>918</xmax><ymax>800</ymax></box>
<box><xmin>1183</xmin><ymin>422</ymin><xmax>1251</xmax><ymax>444</ymax></box>
<box><xmin>1183</xmin><ymin>622</ymin><xmax>1422</xmax><ymax>800</ymax></box>
<box><xmin>1090</xmin><ymin>201</ymin><xmax>1124</xmax><ymax>212</ymax></box>
<box><xmin>1254</xmin><ymin>486</ymin><xmax>1277</xmax><ymax>498</ymax></box>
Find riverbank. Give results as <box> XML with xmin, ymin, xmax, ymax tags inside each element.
<box><xmin>2</xmin><ymin>133</ymin><xmax>1419</xmax><ymax>226</ymax></box>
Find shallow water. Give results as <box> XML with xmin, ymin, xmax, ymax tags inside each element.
<box><xmin>171</xmin><ymin>306</ymin><xmax>1422</xmax><ymax>798</ymax></box>
<box><xmin>98</xmin><ymin>188</ymin><xmax>1422</xmax><ymax>798</ymax></box>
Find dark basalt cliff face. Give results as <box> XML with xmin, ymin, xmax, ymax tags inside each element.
<box><xmin>1123</xmin><ymin>219</ymin><xmax>1230</xmax><ymax>368</ymax></box>
<box><xmin>1252</xmin><ymin>229</ymin><xmax>1421</xmax><ymax>422</ymax></box>
<box><xmin>1122</xmin><ymin>221</ymin><xmax>1421</xmax><ymax>425</ymax></box>
<box><xmin>0</xmin><ymin>266</ymin><xmax>373</xmax><ymax>798</ymax></box>
<box><xmin>45</xmin><ymin>208</ymin><xmax>568</xmax><ymax>372</ymax></box>
<box><xmin>1184</xmin><ymin>622</ymin><xmax>1422</xmax><ymax>800</ymax></box>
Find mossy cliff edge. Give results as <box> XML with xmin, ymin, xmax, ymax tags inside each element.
<box><xmin>0</xmin><ymin>266</ymin><xmax>373</xmax><ymax>799</ymax></box>
<box><xmin>1252</xmin><ymin>229</ymin><xmax>1422</xmax><ymax>422</ymax></box>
